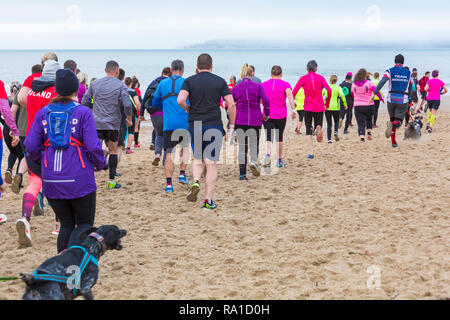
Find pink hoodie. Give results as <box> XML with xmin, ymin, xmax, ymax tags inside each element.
<box><xmin>292</xmin><ymin>72</ymin><xmax>331</xmax><ymax>112</ymax></box>
<box><xmin>0</xmin><ymin>80</ymin><xmax>19</xmax><ymax>139</ymax></box>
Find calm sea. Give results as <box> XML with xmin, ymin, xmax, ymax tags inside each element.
<box><xmin>1</xmin><ymin>49</ymin><xmax>449</xmax><ymax>91</ymax></box>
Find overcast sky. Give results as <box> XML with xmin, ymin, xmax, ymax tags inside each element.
<box><xmin>1</xmin><ymin>0</ymin><xmax>449</xmax><ymax>49</ymax></box>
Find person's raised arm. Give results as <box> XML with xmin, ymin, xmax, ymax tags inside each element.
<box><xmin>292</xmin><ymin>77</ymin><xmax>304</xmax><ymax>98</ymax></box>
<box><xmin>373</xmin><ymin>73</ymin><xmax>389</xmax><ymax>96</ymax></box>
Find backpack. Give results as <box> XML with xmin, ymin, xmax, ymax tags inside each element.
<box><xmin>161</xmin><ymin>77</ymin><xmax>179</xmax><ymax>102</ymax></box>
<box><xmin>142</xmin><ymin>78</ymin><xmax>164</xmax><ymax>115</ymax></box>
<box><xmin>43</xmin><ymin>102</ymin><xmax>86</xmax><ymax>169</ymax></box>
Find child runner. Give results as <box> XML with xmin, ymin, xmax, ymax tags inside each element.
<box><xmin>352</xmin><ymin>68</ymin><xmax>384</xmax><ymax>142</ymax></box>
<box><xmin>323</xmin><ymin>75</ymin><xmax>347</xmax><ymax>143</ymax></box>
<box><xmin>261</xmin><ymin>66</ymin><xmax>296</xmax><ymax>168</ymax></box>
<box><xmin>292</xmin><ymin>60</ymin><xmax>331</xmax><ymax>159</ymax></box>
<box><xmin>232</xmin><ymin>65</ymin><xmax>270</xmax><ymax>180</ymax></box>
<box><xmin>25</xmin><ymin>69</ymin><xmax>106</xmax><ymax>253</ymax></box>
<box><xmin>425</xmin><ymin>70</ymin><xmax>448</xmax><ymax>133</ymax></box>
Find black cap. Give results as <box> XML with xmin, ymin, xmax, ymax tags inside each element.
<box><xmin>55</xmin><ymin>68</ymin><xmax>79</xmax><ymax>97</ymax></box>
<box><xmin>395</xmin><ymin>54</ymin><xmax>405</xmax><ymax>65</ymax></box>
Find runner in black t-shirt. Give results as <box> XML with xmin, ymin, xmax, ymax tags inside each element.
<box><xmin>178</xmin><ymin>53</ymin><xmax>236</xmax><ymax>210</ymax></box>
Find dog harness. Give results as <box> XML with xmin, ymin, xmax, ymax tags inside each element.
<box><xmin>30</xmin><ymin>237</ymin><xmax>101</xmax><ymax>296</ymax></box>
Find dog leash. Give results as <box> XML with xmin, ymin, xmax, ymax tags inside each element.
<box><xmin>0</xmin><ymin>276</ymin><xmax>19</xmax><ymax>282</ymax></box>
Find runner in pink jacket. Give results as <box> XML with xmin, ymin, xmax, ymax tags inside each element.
<box><xmin>292</xmin><ymin>60</ymin><xmax>331</xmax><ymax>159</ymax></box>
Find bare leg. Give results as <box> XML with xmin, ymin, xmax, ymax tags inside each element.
<box><xmin>204</xmin><ymin>159</ymin><xmax>218</xmax><ymax>201</ymax></box>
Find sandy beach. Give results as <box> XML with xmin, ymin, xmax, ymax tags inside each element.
<box><xmin>0</xmin><ymin>103</ymin><xmax>449</xmax><ymax>300</ymax></box>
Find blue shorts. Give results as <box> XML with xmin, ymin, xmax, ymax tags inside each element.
<box><xmin>189</xmin><ymin>126</ymin><xmax>225</xmax><ymax>161</ymax></box>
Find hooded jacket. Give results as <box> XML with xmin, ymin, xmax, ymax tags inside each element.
<box><xmin>25</xmin><ymin>102</ymin><xmax>106</xmax><ymax>199</ymax></box>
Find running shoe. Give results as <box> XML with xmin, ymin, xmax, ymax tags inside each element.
<box><xmin>295</xmin><ymin>127</ymin><xmax>301</xmax><ymax>135</ymax></box>
<box><xmin>0</xmin><ymin>214</ymin><xmax>7</xmax><ymax>224</ymax></box>
<box><xmin>349</xmin><ymin>123</ymin><xmax>354</xmax><ymax>127</ymax></box>
<box><xmin>152</xmin><ymin>157</ymin><xmax>160</xmax><ymax>166</ymax></box>
<box><xmin>202</xmin><ymin>200</ymin><xmax>217</xmax><ymax>210</ymax></box>
<box><xmin>187</xmin><ymin>181</ymin><xmax>200</xmax><ymax>202</ymax></box>
<box><xmin>263</xmin><ymin>155</ymin><xmax>271</xmax><ymax>168</ymax></box>
<box><xmin>126</xmin><ymin>148</ymin><xmax>134</xmax><ymax>154</ymax></box>
<box><xmin>392</xmin><ymin>143</ymin><xmax>398</xmax><ymax>148</ymax></box>
<box><xmin>150</xmin><ymin>144</ymin><xmax>155</xmax><ymax>151</ymax></box>
<box><xmin>343</xmin><ymin>130</ymin><xmax>349</xmax><ymax>135</ymax></box>
<box><xmin>367</xmin><ymin>134</ymin><xmax>373</xmax><ymax>141</ymax></box>
<box><xmin>328</xmin><ymin>140</ymin><xmax>333</xmax><ymax>144</ymax></box>
<box><xmin>307</xmin><ymin>155</ymin><xmax>314</xmax><ymax>159</ymax></box>
<box><xmin>239</xmin><ymin>175</ymin><xmax>248</xmax><ymax>181</ymax></box>
<box><xmin>16</xmin><ymin>217</ymin><xmax>32</xmax><ymax>247</ymax></box>
<box><xmin>52</xmin><ymin>222</ymin><xmax>60</xmax><ymax>236</ymax></box>
<box><xmin>361</xmin><ymin>138</ymin><xmax>366</xmax><ymax>143</ymax></box>
<box><xmin>32</xmin><ymin>193</ymin><xmax>45</xmax><ymax>216</ymax></box>
<box><xmin>428</xmin><ymin>127</ymin><xmax>433</xmax><ymax>133</ymax></box>
<box><xmin>316</xmin><ymin>128</ymin><xmax>323</xmax><ymax>142</ymax></box>
<box><xmin>334</xmin><ymin>134</ymin><xmax>340</xmax><ymax>142</ymax></box>
<box><xmin>134</xmin><ymin>143</ymin><xmax>141</xmax><ymax>148</ymax></box>
<box><xmin>107</xmin><ymin>181</ymin><xmax>121</xmax><ymax>189</ymax></box>
<box><xmin>11</xmin><ymin>174</ymin><xmax>23</xmax><ymax>194</ymax></box>
<box><xmin>385</xmin><ymin>121</ymin><xmax>392</xmax><ymax>138</ymax></box>
<box><xmin>373</xmin><ymin>125</ymin><xmax>379</xmax><ymax>129</ymax></box>
<box><xmin>249</xmin><ymin>162</ymin><xmax>261</xmax><ymax>177</ymax></box>
<box><xmin>276</xmin><ymin>159</ymin><xmax>286</xmax><ymax>168</ymax></box>
<box><xmin>165</xmin><ymin>184</ymin><xmax>174</xmax><ymax>193</ymax></box>
<box><xmin>114</xmin><ymin>172</ymin><xmax>122</xmax><ymax>177</ymax></box>
<box><xmin>4</xmin><ymin>169</ymin><xmax>13</xmax><ymax>185</ymax></box>
<box><xmin>179</xmin><ymin>174</ymin><xmax>189</xmax><ymax>185</ymax></box>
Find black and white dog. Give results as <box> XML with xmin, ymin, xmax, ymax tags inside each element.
<box><xmin>21</xmin><ymin>225</ymin><xmax>127</xmax><ymax>300</ymax></box>
<box><xmin>404</xmin><ymin>116</ymin><xmax>424</xmax><ymax>140</ymax></box>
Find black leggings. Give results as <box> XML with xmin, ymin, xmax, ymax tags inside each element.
<box><xmin>47</xmin><ymin>191</ymin><xmax>96</xmax><ymax>253</ymax></box>
<box><xmin>325</xmin><ymin>110</ymin><xmax>340</xmax><ymax>141</ymax></box>
<box><xmin>373</xmin><ymin>100</ymin><xmax>381</xmax><ymax>126</ymax></box>
<box><xmin>235</xmin><ymin>125</ymin><xmax>261</xmax><ymax>176</ymax></box>
<box><xmin>2</xmin><ymin>125</ymin><xmax>24</xmax><ymax>174</ymax></box>
<box><xmin>354</xmin><ymin>105</ymin><xmax>375</xmax><ymax>136</ymax></box>
<box><xmin>304</xmin><ymin>111</ymin><xmax>324</xmax><ymax>135</ymax></box>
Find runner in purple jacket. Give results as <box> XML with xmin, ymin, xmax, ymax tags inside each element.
<box><xmin>25</xmin><ymin>69</ymin><xmax>106</xmax><ymax>252</ymax></box>
<box><xmin>232</xmin><ymin>66</ymin><xmax>270</xmax><ymax>180</ymax></box>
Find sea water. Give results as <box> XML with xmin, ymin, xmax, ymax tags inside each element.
<box><xmin>0</xmin><ymin>49</ymin><xmax>449</xmax><ymax>91</ymax></box>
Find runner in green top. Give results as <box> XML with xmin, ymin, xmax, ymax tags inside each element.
<box><xmin>322</xmin><ymin>75</ymin><xmax>347</xmax><ymax>143</ymax></box>
<box><xmin>294</xmin><ymin>88</ymin><xmax>305</xmax><ymax>135</ymax></box>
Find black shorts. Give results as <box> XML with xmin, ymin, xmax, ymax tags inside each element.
<box><xmin>163</xmin><ymin>129</ymin><xmax>190</xmax><ymax>153</ymax></box>
<box><xmin>127</xmin><ymin>117</ymin><xmax>136</xmax><ymax>134</ymax></box>
<box><xmin>297</xmin><ymin>110</ymin><xmax>305</xmax><ymax>122</ymax></box>
<box><xmin>97</xmin><ymin>130</ymin><xmax>119</xmax><ymax>143</ymax></box>
<box><xmin>387</xmin><ymin>102</ymin><xmax>408</xmax><ymax>122</ymax></box>
<box><xmin>427</xmin><ymin>100</ymin><xmax>440</xmax><ymax>110</ymax></box>
<box><xmin>264</xmin><ymin>118</ymin><xmax>287</xmax><ymax>142</ymax></box>
<box><xmin>420</xmin><ymin>91</ymin><xmax>427</xmax><ymax>100</ymax></box>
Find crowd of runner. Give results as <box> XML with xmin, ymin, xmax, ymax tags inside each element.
<box><xmin>0</xmin><ymin>52</ymin><xmax>447</xmax><ymax>252</ymax></box>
